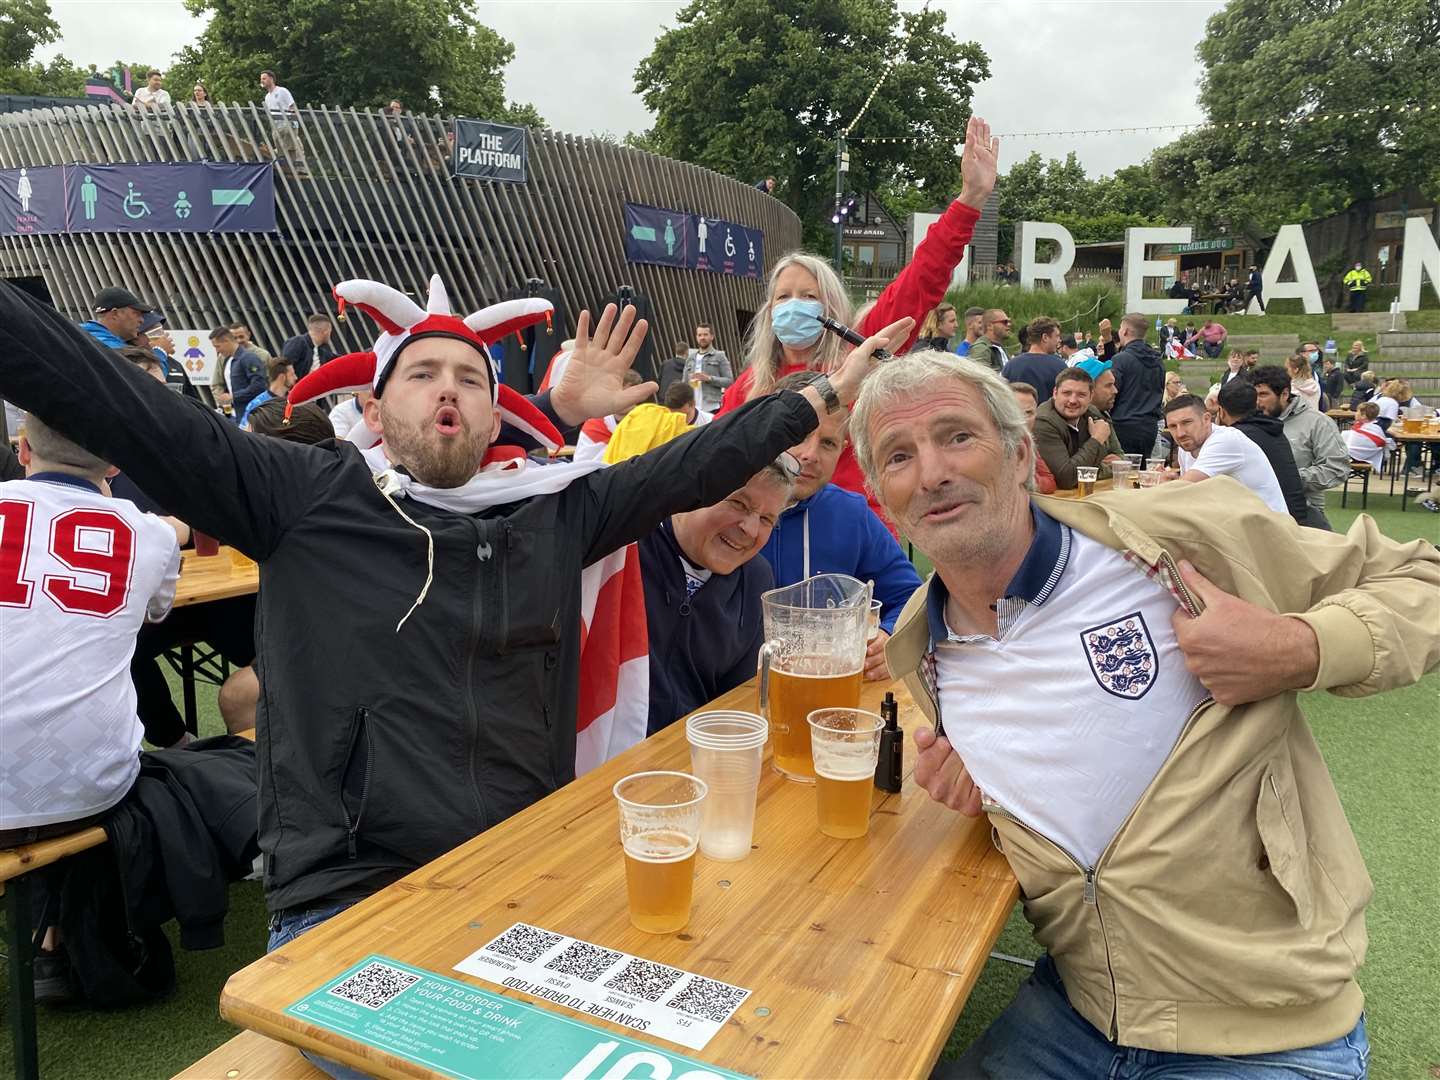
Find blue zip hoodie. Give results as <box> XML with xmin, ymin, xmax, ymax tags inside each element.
<box><xmin>758</xmin><ymin>484</ymin><xmax>921</xmax><ymax>633</ymax></box>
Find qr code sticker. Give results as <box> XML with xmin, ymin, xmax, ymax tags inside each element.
<box><xmin>327</xmin><ymin>961</ymin><xmax>421</xmax><ymax>1011</ymax></box>
<box><xmin>484</xmin><ymin>923</ymin><xmax>564</xmax><ymax>963</ymax></box>
<box><xmin>602</xmin><ymin>957</ymin><xmax>685</xmax><ymax>1002</ymax></box>
<box><xmin>543</xmin><ymin>940</ymin><xmax>624</xmax><ymax>982</ymax></box>
<box><xmin>666</xmin><ymin>975</ymin><xmax>750</xmax><ymax>1023</ymax></box>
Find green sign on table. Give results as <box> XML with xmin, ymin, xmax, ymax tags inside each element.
<box><xmin>286</xmin><ymin>955</ymin><xmax>749</xmax><ymax>1079</ymax></box>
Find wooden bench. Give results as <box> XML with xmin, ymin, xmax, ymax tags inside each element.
<box><xmin>4</xmin><ymin>729</ymin><xmax>256</xmax><ymax>1080</ymax></box>
<box><xmin>1341</xmin><ymin>461</ymin><xmax>1373</xmax><ymax>509</ymax></box>
<box><xmin>173</xmin><ymin>1030</ymin><xmax>325</xmax><ymax>1079</ymax></box>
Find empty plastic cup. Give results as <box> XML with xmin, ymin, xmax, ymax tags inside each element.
<box><xmin>686</xmin><ymin>711</ymin><xmax>768</xmax><ymax>861</ymax></box>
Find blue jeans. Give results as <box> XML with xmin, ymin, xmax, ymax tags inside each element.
<box><xmin>941</xmin><ymin>956</ymin><xmax>1368</xmax><ymax>1079</ymax></box>
<box><xmin>267</xmin><ymin>900</ymin><xmax>369</xmax><ymax>1080</ymax></box>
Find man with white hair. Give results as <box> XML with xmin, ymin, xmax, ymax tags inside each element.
<box><xmin>850</xmin><ymin>352</ymin><xmax>1438</xmax><ymax>1078</ymax></box>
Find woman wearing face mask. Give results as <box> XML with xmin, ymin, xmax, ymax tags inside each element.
<box><xmin>717</xmin><ymin>116</ymin><xmax>1000</xmax><ymax>517</ymax></box>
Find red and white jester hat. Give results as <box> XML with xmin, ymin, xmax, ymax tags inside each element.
<box><xmin>287</xmin><ymin>274</ymin><xmax>559</xmax><ymax>452</ymax></box>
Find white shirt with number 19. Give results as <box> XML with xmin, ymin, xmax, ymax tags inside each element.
<box><xmin>0</xmin><ymin>475</ymin><xmax>181</xmax><ymax>830</ymax></box>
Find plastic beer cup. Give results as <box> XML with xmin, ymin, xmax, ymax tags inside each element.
<box><xmin>686</xmin><ymin>712</ymin><xmax>767</xmax><ymax>861</ymax></box>
<box><xmin>613</xmin><ymin>772</ymin><xmax>707</xmax><ymax>933</ymax></box>
<box><xmin>808</xmin><ymin>709</ymin><xmax>884</xmax><ymax>839</ymax></box>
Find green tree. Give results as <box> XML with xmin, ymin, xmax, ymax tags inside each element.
<box><xmin>1150</xmin><ymin>0</ymin><xmax>1440</xmax><ymax>243</ymax></box>
<box><xmin>0</xmin><ymin>0</ymin><xmax>84</xmax><ymax>96</ymax></box>
<box><xmin>634</xmin><ymin>0</ymin><xmax>989</xmax><ymax>249</ymax></box>
<box><xmin>171</xmin><ymin>0</ymin><xmax>542</xmax><ymax>123</ymax></box>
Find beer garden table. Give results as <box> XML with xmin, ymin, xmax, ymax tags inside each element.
<box><xmin>167</xmin><ymin>546</ymin><xmax>260</xmax><ymax>732</ymax></box>
<box><xmin>219</xmin><ymin>678</ymin><xmax>1018</xmax><ymax>1079</ymax></box>
<box><xmin>1387</xmin><ymin>427</ymin><xmax>1440</xmax><ymax>510</ymax></box>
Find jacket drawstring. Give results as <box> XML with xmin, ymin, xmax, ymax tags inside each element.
<box><xmin>374</xmin><ymin>471</ymin><xmax>434</xmax><ymax>632</ymax></box>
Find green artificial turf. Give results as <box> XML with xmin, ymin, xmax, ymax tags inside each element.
<box><xmin>2</xmin><ymin>498</ymin><xmax>1435</xmax><ymax>1079</ymax></box>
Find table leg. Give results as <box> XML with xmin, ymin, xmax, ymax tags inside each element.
<box><xmin>6</xmin><ymin>873</ymin><xmax>40</xmax><ymax>1080</ymax></box>
<box><xmin>182</xmin><ymin>644</ymin><xmax>198</xmax><ymax>736</ymax></box>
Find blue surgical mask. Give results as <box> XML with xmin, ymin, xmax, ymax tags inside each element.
<box><xmin>771</xmin><ymin>299</ymin><xmax>825</xmax><ymax>347</ymax></box>
<box><xmin>1306</xmin><ymin>350</ymin><xmax>1319</xmax><ymax>361</ymax></box>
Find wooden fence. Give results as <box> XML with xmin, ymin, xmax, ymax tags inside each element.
<box><xmin>0</xmin><ymin>103</ymin><xmax>801</xmax><ymax>386</ymax></box>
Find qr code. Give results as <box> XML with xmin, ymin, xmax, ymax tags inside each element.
<box><xmin>327</xmin><ymin>961</ymin><xmax>420</xmax><ymax>1011</ymax></box>
<box><xmin>543</xmin><ymin>940</ymin><xmax>624</xmax><ymax>982</ymax></box>
<box><xmin>485</xmin><ymin>923</ymin><xmax>563</xmax><ymax>963</ymax></box>
<box><xmin>666</xmin><ymin>975</ymin><xmax>749</xmax><ymax>1023</ymax></box>
<box><xmin>602</xmin><ymin>957</ymin><xmax>685</xmax><ymax>1002</ymax></box>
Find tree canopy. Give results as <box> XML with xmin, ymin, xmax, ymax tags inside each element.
<box><xmin>165</xmin><ymin>0</ymin><xmax>541</xmax><ymax>122</ymax></box>
<box><xmin>634</xmin><ymin>0</ymin><xmax>989</xmax><ymax>248</ymax></box>
<box><xmin>0</xmin><ymin>0</ymin><xmax>85</xmax><ymax>96</ymax></box>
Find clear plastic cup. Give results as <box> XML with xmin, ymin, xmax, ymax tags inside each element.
<box><xmin>866</xmin><ymin>599</ymin><xmax>883</xmax><ymax>641</ymax></box>
<box><xmin>686</xmin><ymin>712</ymin><xmax>768</xmax><ymax>862</ymax></box>
<box><xmin>808</xmin><ymin>708</ymin><xmax>883</xmax><ymax>839</ymax></box>
<box><xmin>1109</xmin><ymin>461</ymin><xmax>1133</xmax><ymax>490</ymax></box>
<box><xmin>1075</xmin><ymin>466</ymin><xmax>1099</xmax><ymax>497</ymax></box>
<box><xmin>1124</xmin><ymin>453</ymin><xmax>1144</xmax><ymax>471</ymax></box>
<box><xmin>1146</xmin><ymin>458</ymin><xmax>1166</xmax><ymax>473</ymax></box>
<box><xmin>1138</xmin><ymin>469</ymin><xmax>1163</xmax><ymax>488</ymax></box>
<box><xmin>613</xmin><ymin>771</ymin><xmax>707</xmax><ymax>933</ymax></box>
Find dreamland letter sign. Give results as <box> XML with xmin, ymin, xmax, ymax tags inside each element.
<box><xmin>1000</xmin><ymin>219</ymin><xmax>1440</xmax><ymax>313</ymax></box>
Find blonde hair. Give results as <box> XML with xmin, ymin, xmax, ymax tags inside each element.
<box><xmin>742</xmin><ymin>252</ymin><xmax>851</xmax><ymax>400</ymax></box>
<box><xmin>917</xmin><ymin>302</ymin><xmax>956</xmax><ymax>340</ymax></box>
<box><xmin>1380</xmin><ymin>379</ymin><xmax>1405</xmax><ymax>401</ymax></box>
<box><xmin>1285</xmin><ymin>354</ymin><xmax>1309</xmax><ymax>379</ymax></box>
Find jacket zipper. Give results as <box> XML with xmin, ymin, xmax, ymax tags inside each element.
<box><xmin>1156</xmin><ymin>550</ymin><xmax>1203</xmax><ymax>618</ymax></box>
<box><xmin>465</xmin><ymin>521</ymin><xmax>496</xmax><ymax>832</ymax></box>
<box><xmin>342</xmin><ymin>707</ymin><xmax>373</xmax><ymax>860</ymax></box>
<box><xmin>981</xmin><ymin>694</ymin><xmax>1213</xmax><ymax>1039</ymax></box>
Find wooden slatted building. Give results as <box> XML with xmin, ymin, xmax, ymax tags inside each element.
<box><xmin>0</xmin><ymin>103</ymin><xmax>800</xmax><ymax>388</ymax></box>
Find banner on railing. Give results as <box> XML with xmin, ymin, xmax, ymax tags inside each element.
<box><xmin>0</xmin><ymin>162</ymin><xmax>275</xmax><ymax>236</ymax></box>
<box><xmin>452</xmin><ymin>119</ymin><xmax>527</xmax><ymax>183</ymax></box>
<box><xmin>622</xmin><ymin>202</ymin><xmax>763</xmax><ymax>279</ymax></box>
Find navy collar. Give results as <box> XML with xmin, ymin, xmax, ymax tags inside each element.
<box><xmin>29</xmin><ymin>471</ymin><xmax>102</xmax><ymax>493</ymax></box>
<box><xmin>926</xmin><ymin>504</ymin><xmax>1068</xmax><ymax>643</ymax></box>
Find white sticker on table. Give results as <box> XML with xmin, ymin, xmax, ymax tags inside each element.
<box><xmin>454</xmin><ymin>922</ymin><xmax>750</xmax><ymax>1051</ymax></box>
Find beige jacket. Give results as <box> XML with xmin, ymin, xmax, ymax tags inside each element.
<box><xmin>886</xmin><ymin>478</ymin><xmax>1439</xmax><ymax>1055</ymax></box>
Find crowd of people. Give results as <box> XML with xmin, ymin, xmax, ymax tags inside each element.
<box><xmin>1</xmin><ymin>110</ymin><xmax>1437</xmax><ymax>1080</ymax></box>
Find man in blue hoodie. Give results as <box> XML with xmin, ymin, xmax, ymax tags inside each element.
<box><xmin>79</xmin><ymin>286</ymin><xmax>152</xmax><ymax>350</ymax></box>
<box><xmin>759</xmin><ymin>372</ymin><xmax>922</xmax><ymax>682</ymax></box>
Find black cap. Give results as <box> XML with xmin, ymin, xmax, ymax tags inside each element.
<box><xmin>138</xmin><ymin>310</ymin><xmax>167</xmax><ymax>334</ymax></box>
<box><xmin>93</xmin><ymin>286</ymin><xmax>153</xmax><ymax>313</ymax></box>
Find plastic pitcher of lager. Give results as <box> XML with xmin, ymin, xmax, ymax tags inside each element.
<box><xmin>758</xmin><ymin>574</ymin><xmax>870</xmax><ymax>782</ymax></box>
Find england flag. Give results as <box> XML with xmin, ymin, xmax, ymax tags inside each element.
<box><xmin>574</xmin><ymin>544</ymin><xmax>650</xmax><ymax>774</ymax></box>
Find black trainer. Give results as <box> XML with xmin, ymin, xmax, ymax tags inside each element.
<box><xmin>32</xmin><ymin>946</ymin><xmax>78</xmax><ymax>1005</ymax></box>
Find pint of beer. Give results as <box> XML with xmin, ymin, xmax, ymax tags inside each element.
<box><xmin>759</xmin><ymin>575</ymin><xmax>870</xmax><ymax>783</ymax></box>
<box><xmin>809</xmin><ymin>709</ymin><xmax>884</xmax><ymax>839</ymax></box>
<box><xmin>1075</xmin><ymin>466</ymin><xmax>1098</xmax><ymax>498</ymax></box>
<box><xmin>613</xmin><ymin>772</ymin><xmax>708</xmax><ymax>933</ymax></box>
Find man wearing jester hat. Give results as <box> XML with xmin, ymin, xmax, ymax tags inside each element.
<box><xmin>0</xmin><ymin>278</ymin><xmax>909</xmax><ymax>954</ymax></box>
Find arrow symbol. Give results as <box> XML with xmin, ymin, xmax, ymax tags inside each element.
<box><xmin>211</xmin><ymin>188</ymin><xmax>255</xmax><ymax>207</ymax></box>
<box><xmin>630</xmin><ymin>224</ymin><xmax>656</xmax><ymax>243</ymax></box>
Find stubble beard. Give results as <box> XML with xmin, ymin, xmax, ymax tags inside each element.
<box><xmin>380</xmin><ymin>402</ymin><xmax>489</xmax><ymax>489</ymax></box>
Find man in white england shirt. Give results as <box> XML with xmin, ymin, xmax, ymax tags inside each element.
<box><xmin>259</xmin><ymin>69</ymin><xmax>308</xmax><ymax>175</ymax></box>
<box><xmin>854</xmin><ymin>353</ymin><xmax>1438</xmax><ymax>1077</ymax></box>
<box><xmin>1163</xmin><ymin>392</ymin><xmax>1288</xmax><ymax>513</ymax></box>
<box><xmin>0</xmin><ymin>416</ymin><xmax>180</xmax><ymax>847</ymax></box>
<box><xmin>132</xmin><ymin>70</ymin><xmax>171</xmax><ymax>111</ymax></box>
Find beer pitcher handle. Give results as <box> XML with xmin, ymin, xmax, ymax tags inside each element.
<box><xmin>757</xmin><ymin>639</ymin><xmax>779</xmax><ymax>728</ymax></box>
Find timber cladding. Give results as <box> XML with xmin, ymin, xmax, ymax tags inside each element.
<box><xmin>0</xmin><ymin>103</ymin><xmax>800</xmax><ymax>386</ymax></box>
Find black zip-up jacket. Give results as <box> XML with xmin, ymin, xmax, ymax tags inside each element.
<box><xmin>1109</xmin><ymin>339</ymin><xmax>1166</xmax><ymax>426</ymax></box>
<box><xmin>1231</xmin><ymin>413</ymin><xmax>1309</xmax><ymax>524</ymax></box>
<box><xmin>0</xmin><ymin>283</ymin><xmax>820</xmax><ymax>912</ymax></box>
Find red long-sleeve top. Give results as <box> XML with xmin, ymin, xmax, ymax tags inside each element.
<box><xmin>717</xmin><ymin>199</ymin><xmax>981</xmax><ymax>532</ymax></box>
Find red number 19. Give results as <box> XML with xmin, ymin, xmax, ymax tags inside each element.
<box><xmin>0</xmin><ymin>500</ymin><xmax>135</xmax><ymax>618</ymax></box>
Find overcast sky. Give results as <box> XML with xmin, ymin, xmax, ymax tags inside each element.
<box><xmin>41</xmin><ymin>0</ymin><xmax>1225</xmax><ymax>176</ymax></box>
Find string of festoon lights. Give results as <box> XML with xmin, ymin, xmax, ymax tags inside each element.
<box><xmin>842</xmin><ymin>0</ymin><xmax>930</xmax><ymax>137</ymax></box>
<box><xmin>851</xmin><ymin>101</ymin><xmax>1439</xmax><ymax>143</ymax></box>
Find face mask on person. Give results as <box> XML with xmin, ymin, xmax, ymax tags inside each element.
<box><xmin>1306</xmin><ymin>350</ymin><xmax>1319</xmax><ymax>361</ymax></box>
<box><xmin>771</xmin><ymin>299</ymin><xmax>825</xmax><ymax>347</ymax></box>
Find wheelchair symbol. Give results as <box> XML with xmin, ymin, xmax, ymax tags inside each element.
<box><xmin>122</xmin><ymin>181</ymin><xmax>152</xmax><ymax>219</ymax></box>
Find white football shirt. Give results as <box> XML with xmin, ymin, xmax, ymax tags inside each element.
<box><xmin>933</xmin><ymin>523</ymin><xmax>1209</xmax><ymax>868</ymax></box>
<box><xmin>1177</xmin><ymin>424</ymin><xmax>1287</xmax><ymax>513</ymax></box>
<box><xmin>0</xmin><ymin>475</ymin><xmax>181</xmax><ymax>829</ymax></box>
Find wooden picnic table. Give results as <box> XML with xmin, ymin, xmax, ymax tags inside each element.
<box><xmin>1050</xmin><ymin>476</ymin><xmax>1115</xmax><ymax>499</ymax></box>
<box><xmin>174</xmin><ymin>545</ymin><xmax>259</xmax><ymax>608</ymax></box>
<box><xmin>219</xmin><ymin>678</ymin><xmax>1018</xmax><ymax>1079</ymax></box>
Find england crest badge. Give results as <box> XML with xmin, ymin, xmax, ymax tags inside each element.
<box><xmin>1080</xmin><ymin>612</ymin><xmax>1157</xmax><ymax>700</ymax></box>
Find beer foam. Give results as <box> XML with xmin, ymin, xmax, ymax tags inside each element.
<box><xmin>624</xmin><ymin>829</ymin><xmax>698</xmax><ymax>863</ymax></box>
